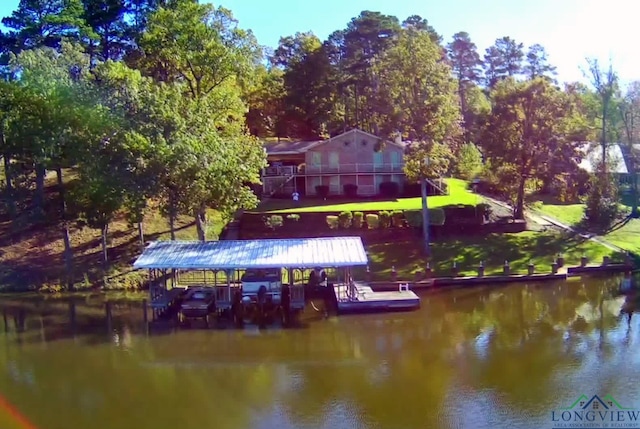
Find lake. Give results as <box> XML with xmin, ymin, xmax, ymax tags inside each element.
<box><xmin>1</xmin><ymin>275</ymin><xmax>639</xmax><ymax>429</ymax></box>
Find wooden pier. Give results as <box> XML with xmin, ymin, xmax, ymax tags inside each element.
<box><xmin>333</xmin><ymin>282</ymin><xmax>420</xmax><ymax>314</ymax></box>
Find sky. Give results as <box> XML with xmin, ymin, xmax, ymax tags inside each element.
<box><xmin>0</xmin><ymin>0</ymin><xmax>638</xmax><ymax>86</ymax></box>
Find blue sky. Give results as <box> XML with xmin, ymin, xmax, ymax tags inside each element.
<box><xmin>1</xmin><ymin>0</ymin><xmax>636</xmax><ymax>86</ymax></box>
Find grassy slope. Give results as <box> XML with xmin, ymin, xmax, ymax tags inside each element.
<box><xmin>0</xmin><ymin>189</ymin><xmax>224</xmax><ymax>291</ymax></box>
<box><xmin>260</xmin><ymin>179</ymin><xmax>482</xmax><ymax>213</ymax></box>
<box><xmin>531</xmin><ymin>200</ymin><xmax>640</xmax><ymax>254</ymax></box>
<box><xmin>359</xmin><ymin>231</ymin><xmax>623</xmax><ymax>281</ymax></box>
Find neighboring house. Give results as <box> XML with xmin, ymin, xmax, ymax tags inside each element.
<box><xmin>578</xmin><ymin>142</ymin><xmax>640</xmax><ymax>186</ymax></box>
<box><xmin>261</xmin><ymin>129</ymin><xmax>406</xmax><ymax>197</ymax></box>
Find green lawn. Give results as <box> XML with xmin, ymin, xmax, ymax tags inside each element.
<box><xmin>357</xmin><ymin>231</ymin><xmax>623</xmax><ymax>281</ymax></box>
<box><xmin>529</xmin><ymin>199</ymin><xmax>640</xmax><ymax>255</ymax></box>
<box><xmin>258</xmin><ymin>178</ymin><xmax>482</xmax><ymax>213</ymax></box>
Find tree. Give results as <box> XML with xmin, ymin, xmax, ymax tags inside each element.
<box><xmin>584</xmin><ymin>58</ymin><xmax>618</xmax><ymax>171</ymax></box>
<box><xmin>619</xmin><ymin>81</ymin><xmax>640</xmax><ymax>217</ymax></box>
<box><xmin>524</xmin><ymin>44</ymin><xmax>556</xmax><ymax>81</ymax></box>
<box><xmin>447</xmin><ymin>32</ymin><xmax>482</xmax><ymax>142</ymax></box>
<box><xmin>455</xmin><ymin>143</ymin><xmax>483</xmax><ymax>180</ymax></box>
<box><xmin>81</xmin><ymin>0</ymin><xmax>128</xmax><ymax>62</ymax></box>
<box><xmin>483</xmin><ymin>37</ymin><xmax>524</xmax><ymax>89</ymax></box>
<box><xmin>376</xmin><ymin>27</ymin><xmax>459</xmax><ymax>254</ymax></box>
<box><xmin>481</xmin><ymin>78</ymin><xmax>584</xmax><ymax>219</ymax></box>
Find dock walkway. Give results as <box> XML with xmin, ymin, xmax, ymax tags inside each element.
<box><xmin>334</xmin><ymin>282</ymin><xmax>420</xmax><ymax>314</ymax></box>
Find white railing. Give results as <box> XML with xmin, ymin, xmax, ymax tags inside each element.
<box><xmin>305</xmin><ymin>163</ymin><xmax>403</xmax><ymax>174</ymax></box>
<box><xmin>262</xmin><ymin>165</ymin><xmax>297</xmax><ymax>176</ymax></box>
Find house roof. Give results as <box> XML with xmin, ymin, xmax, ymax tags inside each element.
<box><xmin>578</xmin><ymin>142</ymin><xmax>629</xmax><ymax>174</ymax></box>
<box><xmin>262</xmin><ymin>139</ymin><xmax>323</xmax><ymax>155</ymax></box>
<box><xmin>262</xmin><ymin>129</ymin><xmax>403</xmax><ymax>155</ymax></box>
<box><xmin>133</xmin><ymin>237</ymin><xmax>369</xmax><ymax>270</ymax></box>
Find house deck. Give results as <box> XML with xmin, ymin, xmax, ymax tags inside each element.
<box><xmin>333</xmin><ymin>282</ymin><xmax>420</xmax><ymax>314</ymax></box>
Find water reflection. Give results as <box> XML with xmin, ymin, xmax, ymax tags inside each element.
<box><xmin>1</xmin><ymin>275</ymin><xmax>639</xmax><ymax>429</ymax></box>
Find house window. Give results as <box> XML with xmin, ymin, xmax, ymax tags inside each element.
<box><xmin>310</xmin><ymin>152</ymin><xmax>321</xmax><ymax>166</ymax></box>
<box><xmin>329</xmin><ymin>152</ymin><xmax>339</xmax><ymax>171</ymax></box>
<box><xmin>373</xmin><ymin>152</ymin><xmax>384</xmax><ymax>171</ymax></box>
<box><xmin>390</xmin><ymin>151</ymin><xmax>402</xmax><ymax>170</ymax></box>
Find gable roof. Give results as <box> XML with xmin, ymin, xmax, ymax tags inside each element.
<box><xmin>262</xmin><ymin>129</ymin><xmax>403</xmax><ymax>155</ymax></box>
<box><xmin>578</xmin><ymin>142</ymin><xmax>629</xmax><ymax>174</ymax></box>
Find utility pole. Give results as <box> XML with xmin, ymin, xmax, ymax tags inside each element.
<box><xmin>421</xmin><ymin>157</ymin><xmax>430</xmax><ymax>255</ymax></box>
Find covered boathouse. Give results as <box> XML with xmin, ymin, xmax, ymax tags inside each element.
<box><xmin>132</xmin><ymin>237</ymin><xmax>369</xmax><ymax>321</ymax></box>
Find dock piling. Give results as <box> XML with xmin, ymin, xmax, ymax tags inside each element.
<box><xmin>528</xmin><ymin>262</ymin><xmax>535</xmax><ymax>275</ymax></box>
<box><xmin>551</xmin><ymin>261</ymin><xmax>559</xmax><ymax>274</ymax></box>
<box><xmin>425</xmin><ymin>263</ymin><xmax>432</xmax><ymax>278</ymax></box>
<box><xmin>503</xmin><ymin>260</ymin><xmax>510</xmax><ymax>276</ymax></box>
<box><xmin>580</xmin><ymin>255</ymin><xmax>588</xmax><ymax>267</ymax></box>
<box><xmin>477</xmin><ymin>261</ymin><xmax>484</xmax><ymax>278</ymax></box>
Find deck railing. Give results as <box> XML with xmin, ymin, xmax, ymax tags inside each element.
<box><xmin>305</xmin><ymin>163</ymin><xmax>404</xmax><ymax>174</ymax></box>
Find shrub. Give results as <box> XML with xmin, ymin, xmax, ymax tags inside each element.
<box><xmin>378</xmin><ymin>210</ymin><xmax>391</xmax><ymax>228</ymax></box>
<box><xmin>365</xmin><ymin>213</ymin><xmax>379</xmax><ymax>229</ymax></box>
<box><xmin>264</xmin><ymin>215</ymin><xmax>283</xmax><ymax>230</ymax></box>
<box><xmin>316</xmin><ymin>185</ymin><xmax>329</xmax><ymax>198</ymax></box>
<box><xmin>404</xmin><ymin>208</ymin><xmax>446</xmax><ymax>227</ymax></box>
<box><xmin>379</xmin><ymin>181</ymin><xmax>400</xmax><ymax>198</ymax></box>
<box><xmin>585</xmin><ymin>174</ymin><xmax>619</xmax><ymax>228</ymax></box>
<box><xmin>338</xmin><ymin>211</ymin><xmax>353</xmax><ymax>228</ymax></box>
<box><xmin>441</xmin><ymin>204</ymin><xmax>483</xmax><ymax>225</ymax></box>
<box><xmin>454</xmin><ymin>143</ymin><xmax>483</xmax><ymax>180</ymax></box>
<box><xmin>353</xmin><ymin>211</ymin><xmax>364</xmax><ymax>228</ymax></box>
<box><xmin>343</xmin><ymin>183</ymin><xmax>358</xmax><ymax>198</ymax></box>
<box><xmin>286</xmin><ymin>214</ymin><xmax>300</xmax><ymax>222</ymax></box>
<box><xmin>326</xmin><ymin>215</ymin><xmax>339</xmax><ymax>229</ymax></box>
<box><xmin>391</xmin><ymin>210</ymin><xmax>404</xmax><ymax>227</ymax></box>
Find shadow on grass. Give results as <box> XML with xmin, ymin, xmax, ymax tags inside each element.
<box><xmin>361</xmin><ymin>231</ymin><xmax>623</xmax><ymax>280</ymax></box>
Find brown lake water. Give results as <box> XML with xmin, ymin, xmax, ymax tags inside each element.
<box><xmin>1</xmin><ymin>275</ymin><xmax>640</xmax><ymax>429</ymax></box>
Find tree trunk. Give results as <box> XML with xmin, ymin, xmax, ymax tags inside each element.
<box><xmin>2</xmin><ymin>153</ymin><xmax>16</xmax><ymax>218</ymax></box>
<box><xmin>138</xmin><ymin>221</ymin><xmax>145</xmax><ymax>248</ymax></box>
<box><xmin>56</xmin><ymin>167</ymin><xmax>74</xmax><ymax>290</ymax></box>
<box><xmin>168</xmin><ymin>193</ymin><xmax>177</xmax><ymax>240</ymax></box>
<box><xmin>420</xmin><ymin>177</ymin><xmax>430</xmax><ymax>256</ymax></box>
<box><xmin>195</xmin><ymin>206</ymin><xmax>207</xmax><ymax>241</ymax></box>
<box><xmin>101</xmin><ymin>223</ymin><xmax>109</xmax><ymax>267</ymax></box>
<box><xmin>514</xmin><ymin>175</ymin><xmax>526</xmax><ymax>220</ymax></box>
<box><xmin>34</xmin><ymin>163</ymin><xmax>46</xmax><ymax>217</ymax></box>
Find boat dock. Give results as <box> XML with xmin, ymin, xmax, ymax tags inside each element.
<box><xmin>333</xmin><ymin>281</ymin><xmax>420</xmax><ymax>314</ymax></box>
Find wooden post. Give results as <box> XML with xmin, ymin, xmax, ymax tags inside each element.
<box><xmin>551</xmin><ymin>261</ymin><xmax>559</xmax><ymax>274</ymax></box>
<box><xmin>2</xmin><ymin>310</ymin><xmax>7</xmax><ymax>333</ymax></box>
<box><xmin>477</xmin><ymin>261</ymin><xmax>484</xmax><ymax>278</ymax></box>
<box><xmin>451</xmin><ymin>262</ymin><xmax>458</xmax><ymax>277</ymax></box>
<box><xmin>424</xmin><ymin>262</ymin><xmax>432</xmax><ymax>279</ymax></box>
<box><xmin>527</xmin><ymin>263</ymin><xmax>535</xmax><ymax>276</ymax></box>
<box><xmin>557</xmin><ymin>254</ymin><xmax>564</xmax><ymax>268</ymax></box>
<box><xmin>366</xmin><ymin>265</ymin><xmax>371</xmax><ymax>282</ymax></box>
<box><xmin>580</xmin><ymin>255</ymin><xmax>588</xmax><ymax>267</ymax></box>
<box><xmin>503</xmin><ymin>260</ymin><xmax>510</xmax><ymax>276</ymax></box>
<box><xmin>391</xmin><ymin>266</ymin><xmax>397</xmax><ymax>282</ymax></box>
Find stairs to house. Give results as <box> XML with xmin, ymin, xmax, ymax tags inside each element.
<box><xmin>426</xmin><ymin>177</ymin><xmax>448</xmax><ymax>196</ymax></box>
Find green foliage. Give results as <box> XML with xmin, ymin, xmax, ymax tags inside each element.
<box><xmin>326</xmin><ymin>215</ymin><xmax>339</xmax><ymax>230</ymax></box>
<box><xmin>585</xmin><ymin>174</ymin><xmax>620</xmax><ymax>228</ymax></box>
<box><xmin>481</xmin><ymin>77</ymin><xmax>586</xmax><ymax>219</ymax></box>
<box><xmin>353</xmin><ymin>211</ymin><xmax>364</xmax><ymax>228</ymax></box>
<box><xmin>377</xmin><ymin>210</ymin><xmax>391</xmax><ymax>228</ymax></box>
<box><xmin>366</xmin><ymin>213</ymin><xmax>379</xmax><ymax>229</ymax></box>
<box><xmin>264</xmin><ymin>215</ymin><xmax>283</xmax><ymax>230</ymax></box>
<box><xmin>391</xmin><ymin>210</ymin><xmax>404</xmax><ymax>227</ymax></box>
<box><xmin>338</xmin><ymin>210</ymin><xmax>353</xmax><ymax>228</ymax></box>
<box><xmin>403</xmin><ymin>208</ymin><xmax>445</xmax><ymax>227</ymax></box>
<box><xmin>455</xmin><ymin>143</ymin><xmax>483</xmax><ymax>180</ymax></box>
<box><xmin>286</xmin><ymin>213</ymin><xmax>300</xmax><ymax>222</ymax></box>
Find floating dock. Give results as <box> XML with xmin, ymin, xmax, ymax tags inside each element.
<box><xmin>334</xmin><ymin>282</ymin><xmax>420</xmax><ymax>314</ymax></box>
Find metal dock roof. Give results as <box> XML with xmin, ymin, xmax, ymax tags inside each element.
<box><xmin>132</xmin><ymin>237</ymin><xmax>369</xmax><ymax>270</ymax></box>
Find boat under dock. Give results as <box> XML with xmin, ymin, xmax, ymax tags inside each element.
<box><xmin>334</xmin><ymin>282</ymin><xmax>420</xmax><ymax>314</ymax></box>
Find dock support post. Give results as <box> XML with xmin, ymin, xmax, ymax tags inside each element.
<box><xmin>391</xmin><ymin>266</ymin><xmax>397</xmax><ymax>282</ymax></box>
<box><xmin>551</xmin><ymin>261</ymin><xmax>558</xmax><ymax>275</ymax></box>
<box><xmin>451</xmin><ymin>262</ymin><xmax>458</xmax><ymax>277</ymax></box>
<box><xmin>477</xmin><ymin>261</ymin><xmax>484</xmax><ymax>278</ymax></box>
<box><xmin>603</xmin><ymin>256</ymin><xmax>610</xmax><ymax>266</ymax></box>
<box><xmin>580</xmin><ymin>255</ymin><xmax>588</xmax><ymax>267</ymax></box>
<box><xmin>2</xmin><ymin>310</ymin><xmax>7</xmax><ymax>332</ymax></box>
<box><xmin>528</xmin><ymin>263</ymin><xmax>535</xmax><ymax>276</ymax></box>
<box><xmin>366</xmin><ymin>265</ymin><xmax>371</xmax><ymax>282</ymax></box>
<box><xmin>142</xmin><ymin>299</ymin><xmax>148</xmax><ymax>325</ymax></box>
<box><xmin>557</xmin><ymin>254</ymin><xmax>564</xmax><ymax>268</ymax></box>
<box><xmin>503</xmin><ymin>260</ymin><xmax>510</xmax><ymax>276</ymax></box>
<box><xmin>425</xmin><ymin>263</ymin><xmax>432</xmax><ymax>279</ymax></box>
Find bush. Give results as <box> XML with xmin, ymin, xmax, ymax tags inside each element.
<box><xmin>454</xmin><ymin>143</ymin><xmax>483</xmax><ymax>180</ymax></box>
<box><xmin>326</xmin><ymin>215</ymin><xmax>339</xmax><ymax>229</ymax></box>
<box><xmin>403</xmin><ymin>208</ymin><xmax>446</xmax><ymax>227</ymax></box>
<box><xmin>585</xmin><ymin>175</ymin><xmax>619</xmax><ymax>228</ymax></box>
<box><xmin>378</xmin><ymin>210</ymin><xmax>391</xmax><ymax>228</ymax></box>
<box><xmin>316</xmin><ymin>185</ymin><xmax>329</xmax><ymax>198</ymax></box>
<box><xmin>353</xmin><ymin>211</ymin><xmax>364</xmax><ymax>228</ymax></box>
<box><xmin>338</xmin><ymin>211</ymin><xmax>353</xmax><ymax>228</ymax></box>
<box><xmin>391</xmin><ymin>210</ymin><xmax>404</xmax><ymax>227</ymax></box>
<box><xmin>402</xmin><ymin>181</ymin><xmax>449</xmax><ymax>197</ymax></box>
<box><xmin>264</xmin><ymin>215</ymin><xmax>283</xmax><ymax>230</ymax></box>
<box><xmin>379</xmin><ymin>181</ymin><xmax>400</xmax><ymax>198</ymax></box>
<box><xmin>366</xmin><ymin>214</ymin><xmax>379</xmax><ymax>229</ymax></box>
<box><xmin>286</xmin><ymin>214</ymin><xmax>300</xmax><ymax>222</ymax></box>
<box><xmin>343</xmin><ymin>183</ymin><xmax>358</xmax><ymax>198</ymax></box>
